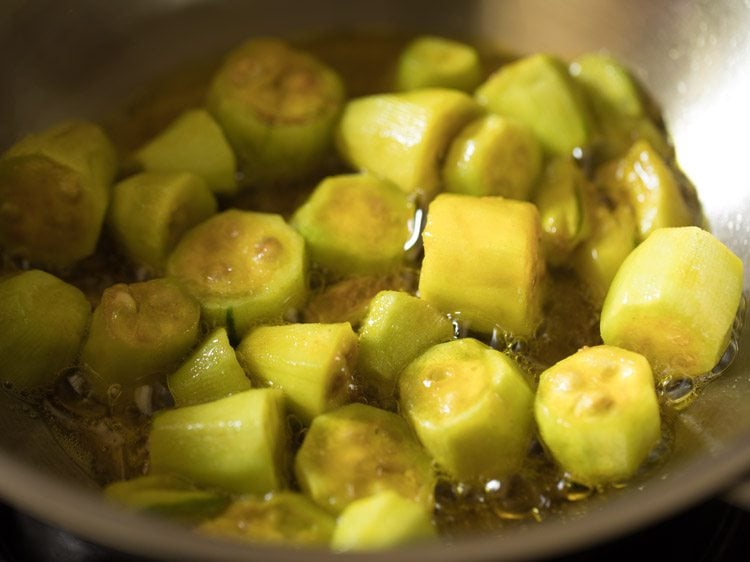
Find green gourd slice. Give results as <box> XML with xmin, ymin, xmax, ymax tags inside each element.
<box><xmin>294</xmin><ymin>403</ymin><xmax>436</xmax><ymax>514</ymax></box>
<box><xmin>399</xmin><ymin>338</ymin><xmax>534</xmax><ymax>483</ymax></box>
<box><xmin>442</xmin><ymin>114</ymin><xmax>542</xmax><ymax>200</ymax></box>
<box><xmin>291</xmin><ymin>173</ymin><xmax>416</xmax><ymax>277</ymax></box>
<box><xmin>331</xmin><ymin>491</ymin><xmax>436</xmax><ymax>552</ymax></box>
<box><xmin>207</xmin><ymin>38</ymin><xmax>345</xmax><ymax>187</ymax></box>
<box><xmin>149</xmin><ymin>388</ymin><xmax>288</xmax><ymax>495</ymax></box>
<box><xmin>81</xmin><ymin>278</ymin><xmax>201</xmax><ymax>397</ymax></box>
<box><xmin>357</xmin><ymin>290</ymin><xmax>454</xmax><ymax>407</ymax></box>
<box><xmin>395</xmin><ymin>35</ymin><xmax>482</xmax><ymax>92</ymax></box>
<box><xmin>108</xmin><ymin>171</ymin><xmax>218</xmax><ymax>273</ymax></box>
<box><xmin>167</xmin><ymin>327</ymin><xmax>252</xmax><ymax>407</ymax></box>
<box><xmin>418</xmin><ymin>193</ymin><xmax>545</xmax><ymax>338</ymax></box>
<box><xmin>600</xmin><ymin>226</ymin><xmax>744</xmax><ymax>379</ymax></box>
<box><xmin>166</xmin><ymin>209</ymin><xmax>308</xmax><ymax>339</ymax></box>
<box><xmin>476</xmin><ymin>54</ymin><xmax>592</xmax><ymax>156</ymax></box>
<box><xmin>0</xmin><ymin>270</ymin><xmax>90</xmax><ymax>390</ymax></box>
<box><xmin>0</xmin><ymin>121</ymin><xmax>117</xmax><ymax>268</ymax></box>
<box><xmin>133</xmin><ymin>109</ymin><xmax>238</xmax><ymax>196</ymax></box>
<box><xmin>236</xmin><ymin>322</ymin><xmax>357</xmax><ymax>424</ymax></box>
<box><xmin>336</xmin><ymin>88</ymin><xmax>481</xmax><ymax>200</ymax></box>
<box><xmin>198</xmin><ymin>492</ymin><xmax>335</xmax><ymax>547</ymax></box>
<box><xmin>534</xmin><ymin>345</ymin><xmax>661</xmax><ymax>486</ymax></box>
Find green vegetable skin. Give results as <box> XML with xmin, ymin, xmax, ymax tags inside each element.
<box><xmin>395</xmin><ymin>35</ymin><xmax>483</xmax><ymax>92</ymax></box>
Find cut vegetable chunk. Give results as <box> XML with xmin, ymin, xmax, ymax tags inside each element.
<box><xmin>336</xmin><ymin>88</ymin><xmax>481</xmax><ymax>199</ymax></box>
<box><xmin>167</xmin><ymin>327</ymin><xmax>252</xmax><ymax>407</ymax></box>
<box><xmin>418</xmin><ymin>193</ymin><xmax>545</xmax><ymax>337</ymax></box>
<box><xmin>81</xmin><ymin>278</ymin><xmax>201</xmax><ymax>397</ymax></box>
<box><xmin>166</xmin><ymin>209</ymin><xmax>308</xmax><ymax>338</ymax></box>
<box><xmin>108</xmin><ymin>171</ymin><xmax>218</xmax><ymax>272</ymax></box>
<box><xmin>0</xmin><ymin>270</ymin><xmax>90</xmax><ymax>390</ymax></box>
<box><xmin>600</xmin><ymin>226</ymin><xmax>744</xmax><ymax>378</ymax></box>
<box><xmin>237</xmin><ymin>322</ymin><xmax>357</xmax><ymax>423</ymax></box>
<box><xmin>207</xmin><ymin>38</ymin><xmax>345</xmax><ymax>187</ymax></box>
<box><xmin>331</xmin><ymin>491</ymin><xmax>436</xmax><ymax>552</ymax></box>
<box><xmin>295</xmin><ymin>403</ymin><xmax>436</xmax><ymax>514</ymax></box>
<box><xmin>535</xmin><ymin>345</ymin><xmax>661</xmax><ymax>486</ymax></box>
<box><xmin>399</xmin><ymin>338</ymin><xmax>534</xmax><ymax>482</ymax></box>
<box><xmin>0</xmin><ymin>121</ymin><xmax>116</xmax><ymax>268</ymax></box>
<box><xmin>443</xmin><ymin>114</ymin><xmax>542</xmax><ymax>200</ymax></box>
<box><xmin>133</xmin><ymin>108</ymin><xmax>238</xmax><ymax>195</ymax></box>
<box><xmin>199</xmin><ymin>492</ymin><xmax>335</xmax><ymax>547</ymax></box>
<box><xmin>357</xmin><ymin>290</ymin><xmax>454</xmax><ymax>407</ymax></box>
<box><xmin>291</xmin><ymin>173</ymin><xmax>415</xmax><ymax>277</ymax></box>
<box><xmin>476</xmin><ymin>54</ymin><xmax>592</xmax><ymax>156</ymax></box>
<box><xmin>149</xmin><ymin>388</ymin><xmax>288</xmax><ymax>495</ymax></box>
<box><xmin>395</xmin><ymin>35</ymin><xmax>482</xmax><ymax>92</ymax></box>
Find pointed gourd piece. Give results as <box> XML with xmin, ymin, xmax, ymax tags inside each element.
<box><xmin>104</xmin><ymin>474</ymin><xmax>229</xmax><ymax>522</ymax></box>
<box><xmin>236</xmin><ymin>322</ymin><xmax>357</xmax><ymax>424</ymax></box>
<box><xmin>535</xmin><ymin>345</ymin><xmax>661</xmax><ymax>487</ymax></box>
<box><xmin>0</xmin><ymin>270</ymin><xmax>90</xmax><ymax>390</ymax></box>
<box><xmin>81</xmin><ymin>277</ymin><xmax>201</xmax><ymax>397</ymax></box>
<box><xmin>600</xmin><ymin>226</ymin><xmax>744</xmax><ymax>378</ymax></box>
<box><xmin>166</xmin><ymin>209</ymin><xmax>308</xmax><ymax>339</ymax></box>
<box><xmin>476</xmin><ymin>54</ymin><xmax>592</xmax><ymax>156</ymax></box>
<box><xmin>395</xmin><ymin>35</ymin><xmax>482</xmax><ymax>92</ymax></box>
<box><xmin>291</xmin><ymin>173</ymin><xmax>415</xmax><ymax>277</ymax></box>
<box><xmin>133</xmin><ymin>109</ymin><xmax>238</xmax><ymax>195</ymax></box>
<box><xmin>336</xmin><ymin>88</ymin><xmax>481</xmax><ymax>200</ymax></box>
<box><xmin>294</xmin><ymin>403</ymin><xmax>436</xmax><ymax>514</ymax></box>
<box><xmin>331</xmin><ymin>491</ymin><xmax>436</xmax><ymax>552</ymax></box>
<box><xmin>149</xmin><ymin>388</ymin><xmax>289</xmax><ymax>495</ymax></box>
<box><xmin>198</xmin><ymin>492</ymin><xmax>335</xmax><ymax>547</ymax></box>
<box><xmin>443</xmin><ymin>114</ymin><xmax>542</xmax><ymax>200</ymax></box>
<box><xmin>207</xmin><ymin>38</ymin><xmax>345</xmax><ymax>187</ymax></box>
<box><xmin>357</xmin><ymin>290</ymin><xmax>454</xmax><ymax>408</ymax></box>
<box><xmin>418</xmin><ymin>193</ymin><xmax>545</xmax><ymax>338</ymax></box>
<box><xmin>399</xmin><ymin>338</ymin><xmax>534</xmax><ymax>483</ymax></box>
<box><xmin>0</xmin><ymin>121</ymin><xmax>116</xmax><ymax>268</ymax></box>
<box><xmin>167</xmin><ymin>327</ymin><xmax>252</xmax><ymax>407</ymax></box>
<box><xmin>108</xmin><ymin>171</ymin><xmax>218</xmax><ymax>273</ymax></box>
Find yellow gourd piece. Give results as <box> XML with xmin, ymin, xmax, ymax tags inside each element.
<box><xmin>0</xmin><ymin>120</ymin><xmax>117</xmax><ymax>268</ymax></box>
<box><xmin>206</xmin><ymin>38</ymin><xmax>345</xmax><ymax>187</ymax></box>
<box><xmin>198</xmin><ymin>492</ymin><xmax>336</xmax><ymax>547</ymax></box>
<box><xmin>475</xmin><ymin>54</ymin><xmax>592</xmax><ymax>156</ymax></box>
<box><xmin>104</xmin><ymin>474</ymin><xmax>229</xmax><ymax>523</ymax></box>
<box><xmin>615</xmin><ymin>139</ymin><xmax>695</xmax><ymax>240</ymax></box>
<box><xmin>294</xmin><ymin>403</ymin><xmax>436</xmax><ymax>515</ymax></box>
<box><xmin>357</xmin><ymin>290</ymin><xmax>454</xmax><ymax>408</ymax></box>
<box><xmin>600</xmin><ymin>226</ymin><xmax>744</xmax><ymax>379</ymax></box>
<box><xmin>108</xmin><ymin>171</ymin><xmax>218</xmax><ymax>273</ymax></box>
<box><xmin>167</xmin><ymin>327</ymin><xmax>252</xmax><ymax>407</ymax></box>
<box><xmin>535</xmin><ymin>345</ymin><xmax>661</xmax><ymax>487</ymax></box>
<box><xmin>534</xmin><ymin>157</ymin><xmax>595</xmax><ymax>266</ymax></box>
<box><xmin>149</xmin><ymin>388</ymin><xmax>288</xmax><ymax>495</ymax></box>
<box><xmin>236</xmin><ymin>322</ymin><xmax>357</xmax><ymax>424</ymax></box>
<box><xmin>399</xmin><ymin>338</ymin><xmax>534</xmax><ymax>483</ymax></box>
<box><xmin>331</xmin><ymin>491</ymin><xmax>436</xmax><ymax>552</ymax></box>
<box><xmin>133</xmin><ymin>108</ymin><xmax>238</xmax><ymax>195</ymax></box>
<box><xmin>442</xmin><ymin>114</ymin><xmax>542</xmax><ymax>200</ymax></box>
<box><xmin>418</xmin><ymin>193</ymin><xmax>545</xmax><ymax>338</ymax></box>
<box><xmin>291</xmin><ymin>174</ymin><xmax>416</xmax><ymax>277</ymax></box>
<box><xmin>0</xmin><ymin>270</ymin><xmax>90</xmax><ymax>390</ymax></box>
<box><xmin>395</xmin><ymin>35</ymin><xmax>483</xmax><ymax>92</ymax></box>
<box><xmin>336</xmin><ymin>88</ymin><xmax>482</xmax><ymax>200</ymax></box>
<box><xmin>166</xmin><ymin>209</ymin><xmax>308</xmax><ymax>339</ymax></box>
<box><xmin>80</xmin><ymin>278</ymin><xmax>201</xmax><ymax>398</ymax></box>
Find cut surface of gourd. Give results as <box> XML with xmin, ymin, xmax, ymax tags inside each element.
<box><xmin>600</xmin><ymin>226</ymin><xmax>744</xmax><ymax>378</ymax></box>
<box><xmin>418</xmin><ymin>193</ymin><xmax>545</xmax><ymax>338</ymax></box>
<box><xmin>535</xmin><ymin>345</ymin><xmax>661</xmax><ymax>486</ymax></box>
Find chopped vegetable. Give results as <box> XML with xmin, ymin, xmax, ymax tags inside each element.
<box><xmin>395</xmin><ymin>35</ymin><xmax>482</xmax><ymax>92</ymax></box>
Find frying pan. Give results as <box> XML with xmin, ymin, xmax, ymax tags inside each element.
<box><xmin>1</xmin><ymin>0</ymin><xmax>749</xmax><ymax>560</ymax></box>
